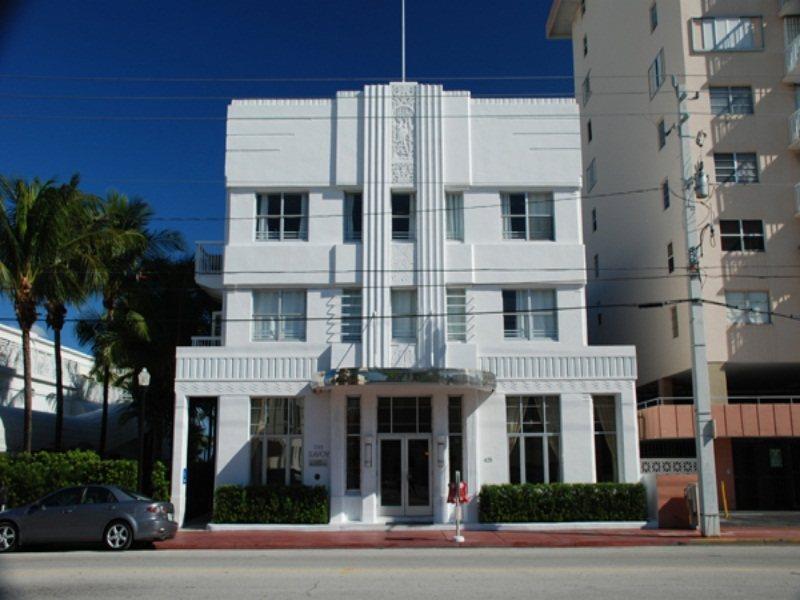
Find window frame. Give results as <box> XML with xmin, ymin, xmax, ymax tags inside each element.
<box><xmin>649</xmin><ymin>2</ymin><xmax>658</xmax><ymax>32</ymax></box>
<box><xmin>662</xmin><ymin>179</ymin><xmax>670</xmax><ymax>210</ymax></box>
<box><xmin>691</xmin><ymin>16</ymin><xmax>765</xmax><ymax>53</ymax></box>
<box><xmin>343</xmin><ymin>192</ymin><xmax>363</xmax><ymax>243</ymax></box>
<box><xmin>709</xmin><ymin>86</ymin><xmax>754</xmax><ymax>116</ymax></box>
<box><xmin>667</xmin><ymin>242</ymin><xmax>675</xmax><ymax>274</ymax></box>
<box><xmin>391</xmin><ymin>289</ymin><xmax>417</xmax><ymax>342</ymax></box>
<box><xmin>250</xmin><ymin>397</ymin><xmax>304</xmax><ymax>486</ymax></box>
<box><xmin>506</xmin><ymin>396</ymin><xmax>561</xmax><ymax>485</ymax></box>
<box><xmin>648</xmin><ymin>48</ymin><xmax>666</xmax><ymax>98</ymax></box>
<box><xmin>446</xmin><ymin>288</ymin><xmax>468</xmax><ymax>342</ymax></box>
<box><xmin>502</xmin><ymin>289</ymin><xmax>559</xmax><ymax>341</ymax></box>
<box><xmin>582</xmin><ymin>71</ymin><xmax>592</xmax><ymax>106</ymax></box>
<box><xmin>714</xmin><ymin>153</ymin><xmax>759</xmax><ymax>184</ymax></box>
<box><xmin>501</xmin><ymin>192</ymin><xmax>555</xmax><ymax>241</ymax></box>
<box><xmin>657</xmin><ymin>119</ymin><xmax>667</xmax><ymax>150</ymax></box>
<box><xmin>671</xmin><ymin>305</ymin><xmax>679</xmax><ymax>338</ymax></box>
<box><xmin>586</xmin><ymin>158</ymin><xmax>597</xmax><ymax>191</ymax></box>
<box><xmin>591</xmin><ymin>207</ymin><xmax>597</xmax><ymax>232</ymax></box>
<box><xmin>255</xmin><ymin>193</ymin><xmax>308</xmax><ymax>242</ymax></box>
<box><xmin>445</xmin><ymin>192</ymin><xmax>464</xmax><ymax>241</ymax></box>
<box><xmin>593</xmin><ymin>396</ymin><xmax>620</xmax><ymax>483</ymax></box>
<box><xmin>252</xmin><ymin>290</ymin><xmax>307</xmax><ymax>342</ymax></box>
<box><xmin>391</xmin><ymin>193</ymin><xmax>415</xmax><ymax>241</ymax></box>
<box><xmin>448</xmin><ymin>396</ymin><xmax>464</xmax><ymax>484</ymax></box>
<box><xmin>346</xmin><ymin>396</ymin><xmax>361</xmax><ymax>492</ymax></box>
<box><xmin>725</xmin><ymin>291</ymin><xmax>771</xmax><ymax>325</ymax></box>
<box><xmin>341</xmin><ymin>288</ymin><xmax>363</xmax><ymax>343</ymax></box>
<box><xmin>719</xmin><ymin>219</ymin><xmax>765</xmax><ymax>252</ymax></box>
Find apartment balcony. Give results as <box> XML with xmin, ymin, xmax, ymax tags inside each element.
<box><xmin>190</xmin><ymin>336</ymin><xmax>222</xmax><ymax>347</ymax></box>
<box><xmin>638</xmin><ymin>396</ymin><xmax>800</xmax><ymax>440</ymax></box>
<box><xmin>779</xmin><ymin>0</ymin><xmax>800</xmax><ymax>17</ymax></box>
<box><xmin>194</xmin><ymin>240</ymin><xmax>223</xmax><ymax>298</ymax></box>
<box><xmin>785</xmin><ymin>36</ymin><xmax>800</xmax><ymax>82</ymax></box>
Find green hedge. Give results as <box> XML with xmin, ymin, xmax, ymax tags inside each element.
<box><xmin>0</xmin><ymin>450</ymin><xmax>169</xmax><ymax>507</ymax></box>
<box><xmin>479</xmin><ymin>483</ymin><xmax>647</xmax><ymax>523</ymax></box>
<box><xmin>213</xmin><ymin>484</ymin><xmax>329</xmax><ymax>524</ymax></box>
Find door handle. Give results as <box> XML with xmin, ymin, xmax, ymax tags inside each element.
<box><xmin>62</xmin><ymin>508</ymin><xmax>74</xmax><ymax>514</ymax></box>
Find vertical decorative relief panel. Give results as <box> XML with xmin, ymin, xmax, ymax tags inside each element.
<box><xmin>392</xmin><ymin>84</ymin><xmax>417</xmax><ymax>185</ymax></box>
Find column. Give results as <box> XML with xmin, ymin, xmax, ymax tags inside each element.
<box><xmin>360</xmin><ymin>394</ymin><xmax>378</xmax><ymax>523</ymax></box>
<box><xmin>560</xmin><ymin>393</ymin><xmax>595</xmax><ymax>482</ymax></box>
<box><xmin>328</xmin><ymin>393</ymin><xmax>347</xmax><ymax>523</ymax></box>
<box><xmin>617</xmin><ymin>385</ymin><xmax>641</xmax><ymax>483</ymax></box>
<box><xmin>214</xmin><ymin>395</ymin><xmax>251</xmax><ymax>487</ymax></box>
<box><xmin>432</xmin><ymin>394</ymin><xmax>449</xmax><ymax>524</ymax></box>
<box><xmin>170</xmin><ymin>392</ymin><xmax>190</xmax><ymax>526</ymax></box>
<box><xmin>462</xmin><ymin>391</ymin><xmax>482</xmax><ymax>522</ymax></box>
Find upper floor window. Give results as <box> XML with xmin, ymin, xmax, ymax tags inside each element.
<box><xmin>586</xmin><ymin>158</ymin><xmax>598</xmax><ymax>191</ymax></box>
<box><xmin>446</xmin><ymin>192</ymin><xmax>464</xmax><ymax>241</ymax></box>
<box><xmin>391</xmin><ymin>289</ymin><xmax>417</xmax><ymax>342</ymax></box>
<box><xmin>256</xmin><ymin>193</ymin><xmax>308</xmax><ymax>241</ymax></box>
<box><xmin>671</xmin><ymin>305</ymin><xmax>679</xmax><ymax>338</ymax></box>
<box><xmin>587</xmin><ymin>119</ymin><xmax>593</xmax><ymax>143</ymax></box>
<box><xmin>583</xmin><ymin>35</ymin><xmax>588</xmax><ymax>57</ymax></box>
<box><xmin>648</xmin><ymin>49</ymin><xmax>666</xmax><ymax>98</ymax></box>
<box><xmin>667</xmin><ymin>242</ymin><xmax>675</xmax><ymax>273</ymax></box>
<box><xmin>691</xmin><ymin>17</ymin><xmax>764</xmax><ymax>53</ymax></box>
<box><xmin>720</xmin><ymin>219</ymin><xmax>765</xmax><ymax>251</ymax></box>
<box><xmin>447</xmin><ymin>288</ymin><xmax>467</xmax><ymax>342</ymax></box>
<box><xmin>582</xmin><ymin>71</ymin><xmax>592</xmax><ymax>106</ymax></box>
<box><xmin>501</xmin><ymin>193</ymin><xmax>554</xmax><ymax>241</ymax></box>
<box><xmin>344</xmin><ymin>192</ymin><xmax>362</xmax><ymax>242</ymax></box>
<box><xmin>392</xmin><ymin>193</ymin><xmax>415</xmax><ymax>241</ymax></box>
<box><xmin>591</xmin><ymin>207</ymin><xmax>597</xmax><ymax>231</ymax></box>
<box><xmin>502</xmin><ymin>289</ymin><xmax>558</xmax><ymax>341</ymax></box>
<box><xmin>253</xmin><ymin>290</ymin><xmax>306</xmax><ymax>341</ymax></box>
<box><xmin>725</xmin><ymin>291</ymin><xmax>770</xmax><ymax>325</ymax></box>
<box><xmin>710</xmin><ymin>86</ymin><xmax>754</xmax><ymax>116</ymax></box>
<box><xmin>662</xmin><ymin>179</ymin><xmax>670</xmax><ymax>209</ymax></box>
<box><xmin>657</xmin><ymin>119</ymin><xmax>667</xmax><ymax>149</ymax></box>
<box><xmin>341</xmin><ymin>289</ymin><xmax>363</xmax><ymax>343</ymax></box>
<box><xmin>714</xmin><ymin>153</ymin><xmax>758</xmax><ymax>183</ymax></box>
<box><xmin>580</xmin><ymin>0</ymin><xmax>586</xmax><ymax>16</ymax></box>
<box><xmin>649</xmin><ymin>3</ymin><xmax>658</xmax><ymax>32</ymax></box>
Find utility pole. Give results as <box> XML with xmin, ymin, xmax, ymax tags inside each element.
<box><xmin>672</xmin><ymin>75</ymin><xmax>720</xmax><ymax>537</ymax></box>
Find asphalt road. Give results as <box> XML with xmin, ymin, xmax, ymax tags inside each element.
<box><xmin>1</xmin><ymin>546</ymin><xmax>799</xmax><ymax>599</ymax></box>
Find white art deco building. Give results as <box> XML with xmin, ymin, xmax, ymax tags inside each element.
<box><xmin>171</xmin><ymin>82</ymin><xmax>640</xmax><ymax>525</ymax></box>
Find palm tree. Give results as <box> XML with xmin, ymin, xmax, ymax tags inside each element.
<box><xmin>0</xmin><ymin>177</ymin><xmax>75</xmax><ymax>452</ymax></box>
<box><xmin>87</xmin><ymin>192</ymin><xmax>182</xmax><ymax>456</ymax></box>
<box><xmin>39</xmin><ymin>177</ymin><xmax>103</xmax><ymax>450</ymax></box>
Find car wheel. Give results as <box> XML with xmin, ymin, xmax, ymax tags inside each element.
<box><xmin>0</xmin><ymin>522</ymin><xmax>18</xmax><ymax>553</ymax></box>
<box><xmin>103</xmin><ymin>521</ymin><xmax>133</xmax><ymax>551</ymax></box>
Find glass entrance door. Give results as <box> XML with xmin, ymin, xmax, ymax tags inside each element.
<box><xmin>379</xmin><ymin>436</ymin><xmax>431</xmax><ymax>517</ymax></box>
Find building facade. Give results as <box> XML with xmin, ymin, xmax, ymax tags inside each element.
<box><xmin>547</xmin><ymin>0</ymin><xmax>800</xmax><ymax>510</ymax></box>
<box><xmin>170</xmin><ymin>82</ymin><xmax>640</xmax><ymax>526</ymax></box>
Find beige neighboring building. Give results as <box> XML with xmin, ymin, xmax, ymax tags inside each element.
<box><xmin>548</xmin><ymin>0</ymin><xmax>800</xmax><ymax>511</ymax></box>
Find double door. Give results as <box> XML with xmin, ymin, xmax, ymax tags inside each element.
<box><xmin>379</xmin><ymin>435</ymin><xmax>431</xmax><ymax>517</ymax></box>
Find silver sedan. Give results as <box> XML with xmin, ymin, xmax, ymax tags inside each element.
<box><xmin>0</xmin><ymin>484</ymin><xmax>177</xmax><ymax>552</ymax></box>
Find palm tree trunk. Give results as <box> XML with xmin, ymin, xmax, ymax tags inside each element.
<box><xmin>100</xmin><ymin>365</ymin><xmax>110</xmax><ymax>457</ymax></box>
<box><xmin>21</xmin><ymin>327</ymin><xmax>33</xmax><ymax>453</ymax></box>
<box><xmin>47</xmin><ymin>303</ymin><xmax>67</xmax><ymax>451</ymax></box>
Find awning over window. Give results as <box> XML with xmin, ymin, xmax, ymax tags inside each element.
<box><xmin>313</xmin><ymin>368</ymin><xmax>496</xmax><ymax>392</ymax></box>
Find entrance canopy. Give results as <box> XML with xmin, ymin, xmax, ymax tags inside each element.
<box><xmin>312</xmin><ymin>368</ymin><xmax>496</xmax><ymax>393</ymax></box>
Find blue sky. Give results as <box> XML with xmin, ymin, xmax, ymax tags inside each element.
<box><xmin>0</xmin><ymin>0</ymin><xmax>574</xmax><ymax>349</ymax></box>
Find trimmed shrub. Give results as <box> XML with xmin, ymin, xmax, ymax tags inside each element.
<box><xmin>479</xmin><ymin>483</ymin><xmax>647</xmax><ymax>523</ymax></box>
<box><xmin>0</xmin><ymin>450</ymin><xmax>169</xmax><ymax>507</ymax></box>
<box><xmin>213</xmin><ymin>484</ymin><xmax>329</xmax><ymax>524</ymax></box>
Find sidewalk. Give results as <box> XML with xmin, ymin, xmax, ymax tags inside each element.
<box><xmin>154</xmin><ymin>526</ymin><xmax>800</xmax><ymax>550</ymax></box>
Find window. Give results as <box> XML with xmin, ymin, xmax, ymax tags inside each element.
<box><xmin>725</xmin><ymin>291</ymin><xmax>771</xmax><ymax>325</ymax></box>
<box><xmin>648</xmin><ymin>49</ymin><xmax>666</xmax><ymax>98</ymax></box>
<box><xmin>662</xmin><ymin>179</ymin><xmax>670</xmax><ymax>209</ymax></box>
<box><xmin>691</xmin><ymin>17</ymin><xmax>763</xmax><ymax>52</ymax></box>
<box><xmin>42</xmin><ymin>487</ymin><xmax>84</xmax><ymax>507</ymax></box>
<box><xmin>658</xmin><ymin>119</ymin><xmax>667</xmax><ymax>149</ymax></box>
<box><xmin>392</xmin><ymin>193</ymin><xmax>415</xmax><ymax>240</ymax></box>
<box><xmin>391</xmin><ymin>289</ymin><xmax>417</xmax><ymax>341</ymax></box>
<box><xmin>256</xmin><ymin>193</ymin><xmax>308</xmax><ymax>241</ymax></box>
<box><xmin>344</xmin><ymin>192</ymin><xmax>362</xmax><ymax>242</ymax></box>
<box><xmin>671</xmin><ymin>305</ymin><xmax>679</xmax><ymax>338</ymax></box>
<box><xmin>714</xmin><ymin>153</ymin><xmax>758</xmax><ymax>183</ymax></box>
<box><xmin>83</xmin><ymin>486</ymin><xmax>117</xmax><ymax>505</ymax></box>
<box><xmin>378</xmin><ymin>397</ymin><xmax>431</xmax><ymax>433</ymax></box>
<box><xmin>507</xmin><ymin>396</ymin><xmax>561</xmax><ymax>484</ymax></box>
<box><xmin>253</xmin><ymin>290</ymin><xmax>306</xmax><ymax>341</ymax></box>
<box><xmin>582</xmin><ymin>71</ymin><xmax>592</xmax><ymax>105</ymax></box>
<box><xmin>501</xmin><ymin>192</ymin><xmax>554</xmax><ymax>241</ymax></box>
<box><xmin>591</xmin><ymin>207</ymin><xmax>597</xmax><ymax>231</ymax></box>
<box><xmin>446</xmin><ymin>192</ymin><xmax>464</xmax><ymax>241</ymax></box>
<box><xmin>586</xmin><ymin>158</ymin><xmax>597</xmax><ymax>191</ymax></box>
<box><xmin>667</xmin><ymin>242</ymin><xmax>674</xmax><ymax>273</ymax></box>
<box><xmin>250</xmin><ymin>397</ymin><xmax>304</xmax><ymax>486</ymax></box>
<box><xmin>597</xmin><ymin>303</ymin><xmax>603</xmax><ymax>327</ymax></box>
<box><xmin>710</xmin><ymin>87</ymin><xmax>754</xmax><ymax>116</ymax></box>
<box><xmin>583</xmin><ymin>35</ymin><xmax>588</xmax><ymax>57</ymax></box>
<box><xmin>587</xmin><ymin>119</ymin><xmax>593</xmax><ymax>143</ymax></box>
<box><xmin>593</xmin><ymin>254</ymin><xmax>600</xmax><ymax>278</ymax></box>
<box><xmin>503</xmin><ymin>289</ymin><xmax>558</xmax><ymax>341</ymax></box>
<box><xmin>593</xmin><ymin>396</ymin><xmax>618</xmax><ymax>483</ymax></box>
<box><xmin>447</xmin><ymin>289</ymin><xmax>467</xmax><ymax>342</ymax></box>
<box><xmin>720</xmin><ymin>220</ymin><xmax>765</xmax><ymax>252</ymax></box>
<box><xmin>449</xmin><ymin>397</ymin><xmax>463</xmax><ymax>484</ymax></box>
<box><xmin>650</xmin><ymin>3</ymin><xmax>658</xmax><ymax>32</ymax></box>
<box><xmin>580</xmin><ymin>0</ymin><xmax>585</xmax><ymax>16</ymax></box>
<box><xmin>341</xmin><ymin>289</ymin><xmax>363</xmax><ymax>343</ymax></box>
<box><xmin>346</xmin><ymin>397</ymin><xmax>360</xmax><ymax>492</ymax></box>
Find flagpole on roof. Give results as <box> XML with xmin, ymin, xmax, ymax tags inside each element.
<box><xmin>401</xmin><ymin>0</ymin><xmax>406</xmax><ymax>82</ymax></box>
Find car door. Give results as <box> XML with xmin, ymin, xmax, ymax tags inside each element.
<box><xmin>24</xmin><ymin>487</ymin><xmax>86</xmax><ymax>543</ymax></box>
<box><xmin>74</xmin><ymin>486</ymin><xmax>120</xmax><ymax>542</ymax></box>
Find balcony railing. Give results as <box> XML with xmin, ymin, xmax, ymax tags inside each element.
<box><xmin>638</xmin><ymin>395</ymin><xmax>800</xmax><ymax>409</ymax></box>
<box><xmin>195</xmin><ymin>241</ymin><xmax>224</xmax><ymax>275</ymax></box>
<box><xmin>190</xmin><ymin>336</ymin><xmax>222</xmax><ymax>347</ymax></box>
<box><xmin>786</xmin><ymin>35</ymin><xmax>800</xmax><ymax>81</ymax></box>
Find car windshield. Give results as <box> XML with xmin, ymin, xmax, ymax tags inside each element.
<box><xmin>117</xmin><ymin>488</ymin><xmax>152</xmax><ymax>502</ymax></box>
